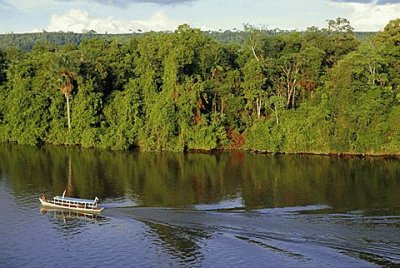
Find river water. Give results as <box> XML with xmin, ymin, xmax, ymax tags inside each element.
<box><xmin>0</xmin><ymin>143</ymin><xmax>399</xmax><ymax>267</ymax></box>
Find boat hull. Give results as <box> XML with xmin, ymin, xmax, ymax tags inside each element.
<box><xmin>39</xmin><ymin>198</ymin><xmax>104</xmax><ymax>214</ymax></box>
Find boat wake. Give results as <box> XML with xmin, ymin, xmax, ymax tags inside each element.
<box><xmin>100</xmin><ymin>205</ymin><xmax>400</xmax><ymax>267</ymax></box>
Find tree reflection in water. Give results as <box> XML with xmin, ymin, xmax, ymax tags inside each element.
<box><xmin>1</xmin><ymin>143</ymin><xmax>399</xmax><ymax>214</ymax></box>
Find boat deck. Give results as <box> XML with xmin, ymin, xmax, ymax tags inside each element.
<box><xmin>53</xmin><ymin>196</ymin><xmax>97</xmax><ymax>205</ymax></box>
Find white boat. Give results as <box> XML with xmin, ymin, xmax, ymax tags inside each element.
<box><xmin>39</xmin><ymin>190</ymin><xmax>104</xmax><ymax>214</ymax></box>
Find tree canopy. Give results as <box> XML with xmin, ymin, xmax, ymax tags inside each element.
<box><xmin>0</xmin><ymin>18</ymin><xmax>399</xmax><ymax>155</ymax></box>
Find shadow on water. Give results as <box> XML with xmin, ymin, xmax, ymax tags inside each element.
<box><xmin>143</xmin><ymin>219</ymin><xmax>209</xmax><ymax>265</ymax></box>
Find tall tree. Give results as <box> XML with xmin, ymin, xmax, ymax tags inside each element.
<box><xmin>243</xmin><ymin>24</ymin><xmax>264</xmax><ymax>62</ymax></box>
<box><xmin>242</xmin><ymin>58</ymin><xmax>266</xmax><ymax>120</ymax></box>
<box><xmin>52</xmin><ymin>51</ymin><xmax>80</xmax><ymax>130</ymax></box>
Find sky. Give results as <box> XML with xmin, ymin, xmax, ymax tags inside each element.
<box><xmin>0</xmin><ymin>0</ymin><xmax>399</xmax><ymax>34</ymax></box>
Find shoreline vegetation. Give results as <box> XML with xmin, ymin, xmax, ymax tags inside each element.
<box><xmin>0</xmin><ymin>18</ymin><xmax>399</xmax><ymax>156</ymax></box>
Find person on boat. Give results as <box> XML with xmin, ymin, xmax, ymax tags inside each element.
<box><xmin>41</xmin><ymin>193</ymin><xmax>47</xmax><ymax>201</ymax></box>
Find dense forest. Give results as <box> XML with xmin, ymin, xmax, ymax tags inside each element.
<box><xmin>0</xmin><ymin>28</ymin><xmax>375</xmax><ymax>52</ymax></box>
<box><xmin>0</xmin><ymin>18</ymin><xmax>399</xmax><ymax>154</ymax></box>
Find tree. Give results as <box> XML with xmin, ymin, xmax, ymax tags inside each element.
<box><xmin>268</xmin><ymin>33</ymin><xmax>303</xmax><ymax>109</ymax></box>
<box><xmin>280</xmin><ymin>54</ymin><xmax>300</xmax><ymax>109</ymax></box>
<box><xmin>243</xmin><ymin>24</ymin><xmax>265</xmax><ymax>62</ymax></box>
<box><xmin>297</xmin><ymin>46</ymin><xmax>324</xmax><ymax>99</ymax></box>
<box><xmin>242</xmin><ymin>58</ymin><xmax>266</xmax><ymax>120</ymax></box>
<box><xmin>325</xmin><ymin>18</ymin><xmax>359</xmax><ymax>67</ymax></box>
<box><xmin>327</xmin><ymin>17</ymin><xmax>354</xmax><ymax>33</ymax></box>
<box><xmin>101</xmin><ymin>79</ymin><xmax>143</xmax><ymax>150</ymax></box>
<box><xmin>374</xmin><ymin>18</ymin><xmax>400</xmax><ymax>90</ymax></box>
<box><xmin>52</xmin><ymin>51</ymin><xmax>80</xmax><ymax>130</ymax></box>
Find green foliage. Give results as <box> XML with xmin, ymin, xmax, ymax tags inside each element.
<box><xmin>245</xmin><ymin>119</ymin><xmax>283</xmax><ymax>152</ymax></box>
<box><xmin>100</xmin><ymin>79</ymin><xmax>143</xmax><ymax>150</ymax></box>
<box><xmin>0</xmin><ymin>19</ymin><xmax>399</xmax><ymax>155</ymax></box>
<box><xmin>186</xmin><ymin>120</ymin><xmax>222</xmax><ymax>150</ymax></box>
<box><xmin>139</xmin><ymin>91</ymin><xmax>181</xmax><ymax>151</ymax></box>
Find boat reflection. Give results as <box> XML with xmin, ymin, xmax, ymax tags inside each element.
<box><xmin>40</xmin><ymin>207</ymin><xmax>105</xmax><ymax>224</ymax></box>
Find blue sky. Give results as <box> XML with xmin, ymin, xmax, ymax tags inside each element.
<box><xmin>0</xmin><ymin>0</ymin><xmax>399</xmax><ymax>33</ymax></box>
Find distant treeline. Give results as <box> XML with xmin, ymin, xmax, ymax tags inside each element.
<box><xmin>0</xmin><ymin>18</ymin><xmax>398</xmax><ymax>154</ymax></box>
<box><xmin>0</xmin><ymin>31</ymin><xmax>136</xmax><ymax>52</ymax></box>
<box><xmin>0</xmin><ymin>28</ymin><xmax>375</xmax><ymax>52</ymax></box>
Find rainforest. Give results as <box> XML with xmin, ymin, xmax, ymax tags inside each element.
<box><xmin>0</xmin><ymin>18</ymin><xmax>399</xmax><ymax>154</ymax></box>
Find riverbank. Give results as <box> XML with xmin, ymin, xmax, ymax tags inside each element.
<box><xmin>2</xmin><ymin>141</ymin><xmax>399</xmax><ymax>160</ymax></box>
<box><xmin>248</xmin><ymin>149</ymin><xmax>400</xmax><ymax>159</ymax></box>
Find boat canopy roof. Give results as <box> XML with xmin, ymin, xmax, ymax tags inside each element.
<box><xmin>53</xmin><ymin>196</ymin><xmax>97</xmax><ymax>205</ymax></box>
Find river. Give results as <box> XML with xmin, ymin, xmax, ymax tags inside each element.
<box><xmin>0</xmin><ymin>143</ymin><xmax>399</xmax><ymax>267</ymax></box>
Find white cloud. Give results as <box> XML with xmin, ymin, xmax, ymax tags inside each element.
<box><xmin>329</xmin><ymin>1</ymin><xmax>400</xmax><ymax>31</ymax></box>
<box><xmin>40</xmin><ymin>9</ymin><xmax>183</xmax><ymax>33</ymax></box>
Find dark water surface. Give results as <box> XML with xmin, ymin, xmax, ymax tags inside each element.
<box><xmin>0</xmin><ymin>144</ymin><xmax>399</xmax><ymax>267</ymax></box>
